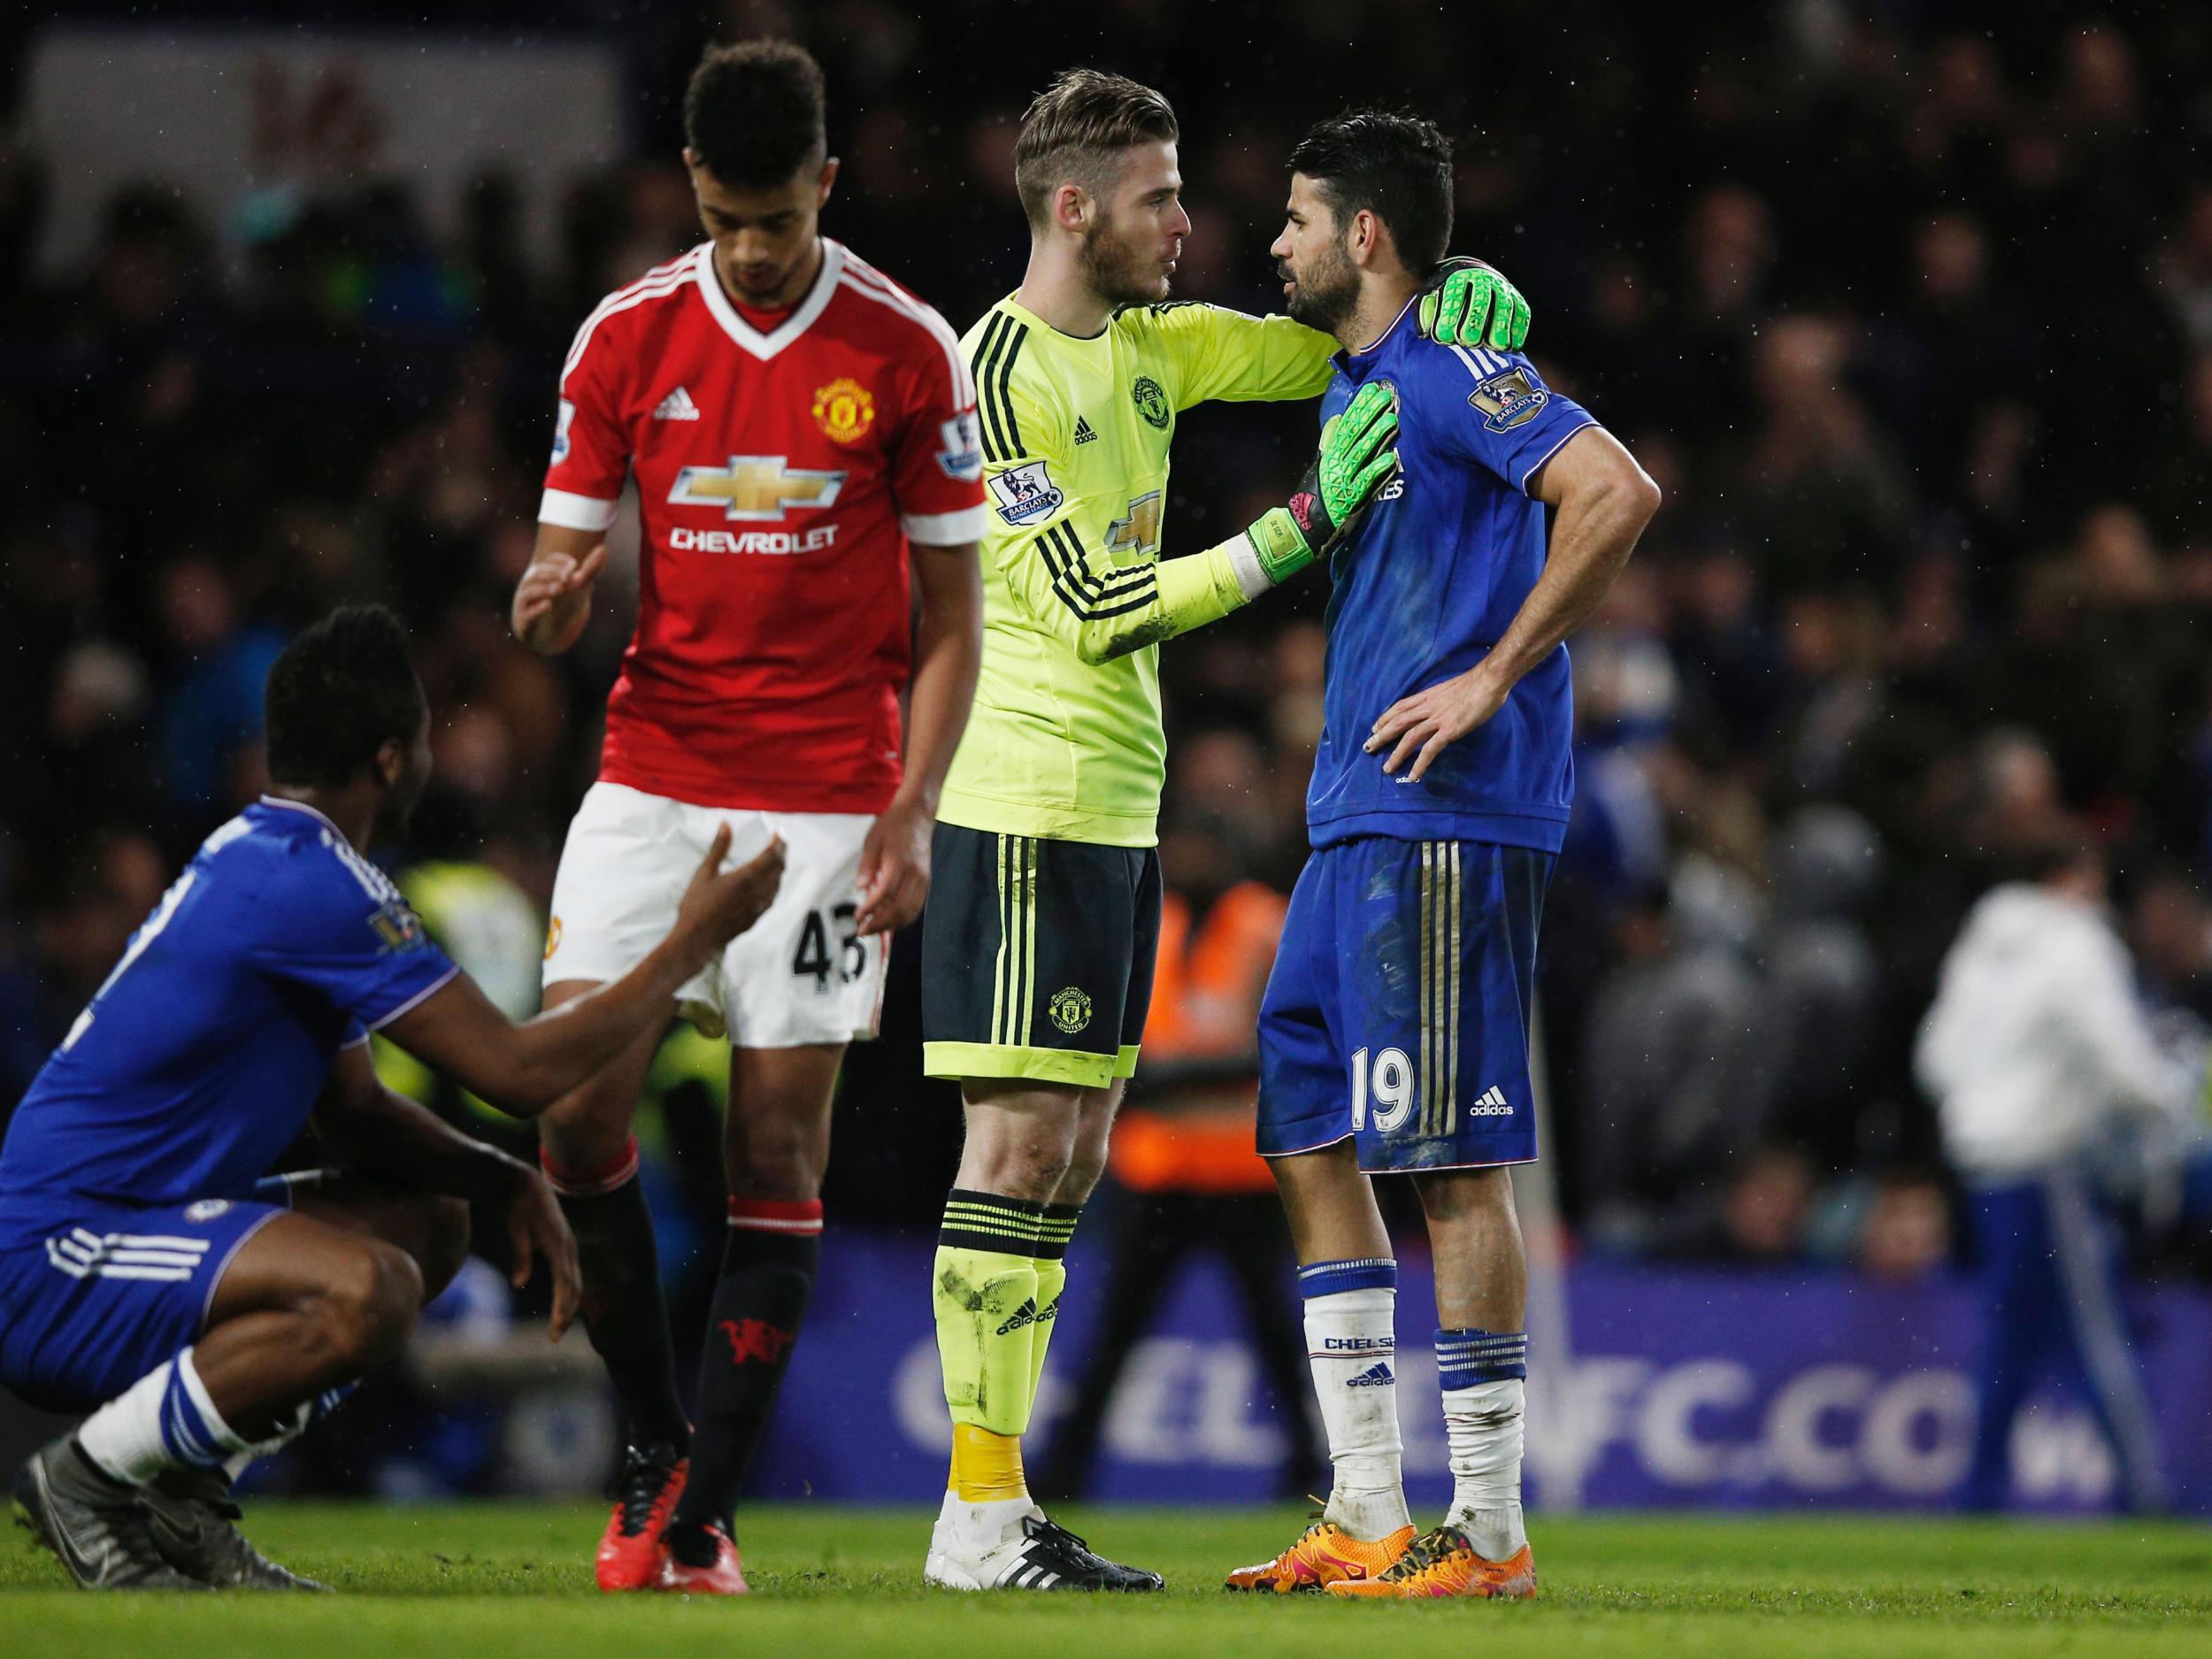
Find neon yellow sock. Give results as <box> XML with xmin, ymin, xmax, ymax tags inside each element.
<box><xmin>1026</xmin><ymin>1256</ymin><xmax>1067</xmax><ymax>1408</ymax></box>
<box><xmin>1026</xmin><ymin>1202</ymin><xmax>1081</xmax><ymax>1409</ymax></box>
<box><xmin>934</xmin><ymin>1189</ymin><xmax>1048</xmax><ymax>1500</ymax></box>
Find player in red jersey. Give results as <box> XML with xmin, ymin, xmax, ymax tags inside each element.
<box><xmin>509</xmin><ymin>42</ymin><xmax>986</xmax><ymax>1596</ymax></box>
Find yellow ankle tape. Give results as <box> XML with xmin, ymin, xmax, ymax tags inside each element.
<box><xmin>949</xmin><ymin>1422</ymin><xmax>1028</xmax><ymax>1502</ymax></box>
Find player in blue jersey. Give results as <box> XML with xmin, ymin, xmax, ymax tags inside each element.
<box><xmin>1225</xmin><ymin>113</ymin><xmax>1660</xmax><ymax>1601</ymax></box>
<box><xmin>1</xmin><ymin>606</ymin><xmax>785</xmax><ymax>1591</ymax></box>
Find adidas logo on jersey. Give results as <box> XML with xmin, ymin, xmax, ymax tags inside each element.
<box><xmin>1346</xmin><ymin>1362</ymin><xmax>1396</xmax><ymax>1388</ymax></box>
<box><xmin>1469</xmin><ymin>1085</ymin><xmax>1513</xmax><ymax>1117</ymax></box>
<box><xmin>1073</xmin><ymin>417</ymin><xmax>1099</xmax><ymax>444</ymax></box>
<box><xmin>995</xmin><ymin>1297</ymin><xmax>1056</xmax><ymax>1336</ymax></box>
<box><xmin>653</xmin><ymin>385</ymin><xmax>702</xmax><ymax>420</ymax></box>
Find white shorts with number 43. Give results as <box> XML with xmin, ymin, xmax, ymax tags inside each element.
<box><xmin>542</xmin><ymin>781</ymin><xmax>887</xmax><ymax>1048</ymax></box>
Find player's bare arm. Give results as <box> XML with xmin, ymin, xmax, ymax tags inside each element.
<box><xmin>384</xmin><ymin>826</ymin><xmax>785</xmax><ymax>1110</ymax></box>
<box><xmin>856</xmin><ymin>538</ymin><xmax>982</xmax><ymax>936</ymax></box>
<box><xmin>511</xmin><ymin>524</ymin><xmax>608</xmax><ymax>656</ymax></box>
<box><xmin>1368</xmin><ymin>426</ymin><xmax>1661</xmax><ymax>780</ymax></box>
<box><xmin>310</xmin><ymin>1042</ymin><xmax>583</xmax><ymax>1339</ymax></box>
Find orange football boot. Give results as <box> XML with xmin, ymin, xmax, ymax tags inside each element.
<box><xmin>1224</xmin><ymin>1518</ymin><xmax>1417</xmax><ymax>1593</ymax></box>
<box><xmin>653</xmin><ymin>1524</ymin><xmax>749</xmax><ymax>1596</ymax></box>
<box><xmin>1324</xmin><ymin>1526</ymin><xmax>1537</xmax><ymax>1600</ymax></box>
<box><xmin>595</xmin><ymin>1446</ymin><xmax>687</xmax><ymax>1592</ymax></box>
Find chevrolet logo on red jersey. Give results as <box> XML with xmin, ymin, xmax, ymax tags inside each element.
<box><xmin>667</xmin><ymin>456</ymin><xmax>847</xmax><ymax>521</ymax></box>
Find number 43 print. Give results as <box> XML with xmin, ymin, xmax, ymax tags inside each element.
<box><xmin>792</xmin><ymin>902</ymin><xmax>868</xmax><ymax>990</ymax></box>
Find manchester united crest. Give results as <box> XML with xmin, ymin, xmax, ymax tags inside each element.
<box><xmin>1131</xmin><ymin>374</ymin><xmax>1171</xmax><ymax>430</ymax></box>
<box><xmin>812</xmin><ymin>377</ymin><xmax>876</xmax><ymax>443</ymax></box>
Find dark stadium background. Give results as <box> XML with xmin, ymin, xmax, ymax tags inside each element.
<box><xmin>3</xmin><ymin>0</ymin><xmax>2209</xmax><ymax>1508</ymax></box>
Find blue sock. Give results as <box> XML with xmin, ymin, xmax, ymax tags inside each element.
<box><xmin>1434</xmin><ymin>1327</ymin><xmax>1528</xmax><ymax>1389</ymax></box>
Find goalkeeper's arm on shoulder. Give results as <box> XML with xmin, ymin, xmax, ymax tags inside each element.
<box><xmin>1006</xmin><ymin>514</ymin><xmax>1250</xmax><ymax>667</ymax></box>
<box><xmin>1004</xmin><ymin>381</ymin><xmax>1401</xmax><ymax>666</ymax></box>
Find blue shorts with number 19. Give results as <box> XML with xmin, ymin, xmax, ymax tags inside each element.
<box><xmin>1256</xmin><ymin>837</ymin><xmax>1550</xmax><ymax>1173</ymax></box>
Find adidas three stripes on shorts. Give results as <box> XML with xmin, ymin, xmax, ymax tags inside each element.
<box><xmin>919</xmin><ymin>822</ymin><xmax>1161</xmax><ymax>1091</ymax></box>
<box><xmin>0</xmin><ymin>1183</ymin><xmax>296</xmax><ymax>1411</ymax></box>
<box><xmin>1257</xmin><ymin>836</ymin><xmax>1551</xmax><ymax>1172</ymax></box>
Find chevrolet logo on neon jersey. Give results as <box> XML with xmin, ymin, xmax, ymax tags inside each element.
<box><xmin>666</xmin><ymin>456</ymin><xmax>846</xmax><ymax>521</ymax></box>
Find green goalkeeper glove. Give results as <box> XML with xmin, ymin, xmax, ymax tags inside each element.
<box><xmin>1417</xmin><ymin>257</ymin><xmax>1532</xmax><ymax>351</ymax></box>
<box><xmin>1242</xmin><ymin>380</ymin><xmax>1400</xmax><ymax>585</ymax></box>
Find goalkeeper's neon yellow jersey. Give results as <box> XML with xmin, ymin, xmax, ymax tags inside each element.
<box><xmin>939</xmin><ymin>295</ymin><xmax>1334</xmax><ymax>847</ymax></box>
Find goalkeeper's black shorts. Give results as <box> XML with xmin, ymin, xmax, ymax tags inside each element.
<box><xmin>919</xmin><ymin>822</ymin><xmax>1160</xmax><ymax>1090</ymax></box>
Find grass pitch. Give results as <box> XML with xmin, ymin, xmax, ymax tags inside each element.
<box><xmin>6</xmin><ymin>1501</ymin><xmax>2211</xmax><ymax>1657</ymax></box>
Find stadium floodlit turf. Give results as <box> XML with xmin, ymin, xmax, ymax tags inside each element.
<box><xmin>6</xmin><ymin>1502</ymin><xmax>2211</xmax><ymax>1657</ymax></box>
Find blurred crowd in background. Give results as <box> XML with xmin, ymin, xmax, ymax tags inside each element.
<box><xmin>4</xmin><ymin>0</ymin><xmax>2212</xmax><ymax>1317</ymax></box>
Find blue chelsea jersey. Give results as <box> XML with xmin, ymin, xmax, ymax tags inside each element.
<box><xmin>0</xmin><ymin>799</ymin><xmax>458</xmax><ymax>1223</ymax></box>
<box><xmin>1307</xmin><ymin>300</ymin><xmax>1599</xmax><ymax>852</ymax></box>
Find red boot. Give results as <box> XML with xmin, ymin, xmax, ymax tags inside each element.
<box><xmin>594</xmin><ymin>1445</ymin><xmax>687</xmax><ymax>1593</ymax></box>
<box><xmin>653</xmin><ymin>1524</ymin><xmax>749</xmax><ymax>1596</ymax></box>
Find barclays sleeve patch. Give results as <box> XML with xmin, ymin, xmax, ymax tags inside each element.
<box><xmin>1469</xmin><ymin>368</ymin><xmax>1548</xmax><ymax>433</ymax></box>
<box><xmin>987</xmin><ymin>460</ymin><xmax>1065</xmax><ymax>526</ymax></box>
<box><xmin>936</xmin><ymin>411</ymin><xmax>983</xmax><ymax>481</ymax></box>
<box><xmin>368</xmin><ymin>900</ymin><xmax>428</xmax><ymax>953</ymax></box>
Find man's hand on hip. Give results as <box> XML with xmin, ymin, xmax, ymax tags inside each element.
<box><xmin>1366</xmin><ymin>664</ymin><xmax>1512</xmax><ymax>783</ymax></box>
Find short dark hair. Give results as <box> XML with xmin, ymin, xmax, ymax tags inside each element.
<box><xmin>684</xmin><ymin>40</ymin><xmax>828</xmax><ymax>188</ymax></box>
<box><xmin>1014</xmin><ymin>69</ymin><xmax>1179</xmax><ymax>229</ymax></box>
<box><xmin>1286</xmin><ymin>109</ymin><xmax>1455</xmax><ymax>273</ymax></box>
<box><xmin>264</xmin><ymin>605</ymin><xmax>426</xmax><ymax>788</ymax></box>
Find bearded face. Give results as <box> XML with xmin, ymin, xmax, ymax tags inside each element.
<box><xmin>1079</xmin><ymin>201</ymin><xmax>1175</xmax><ymax>307</ymax></box>
<box><xmin>1283</xmin><ymin>231</ymin><xmax>1360</xmax><ymax>334</ymax></box>
<box><xmin>1064</xmin><ymin>140</ymin><xmax>1187</xmax><ymax>310</ymax></box>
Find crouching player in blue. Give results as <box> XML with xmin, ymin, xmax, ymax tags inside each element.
<box><xmin>1</xmin><ymin>606</ymin><xmax>784</xmax><ymax>1590</ymax></box>
<box><xmin>1226</xmin><ymin>114</ymin><xmax>1659</xmax><ymax>1599</ymax></box>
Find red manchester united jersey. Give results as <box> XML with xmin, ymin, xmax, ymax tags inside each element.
<box><xmin>540</xmin><ymin>239</ymin><xmax>987</xmax><ymax>813</ymax></box>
